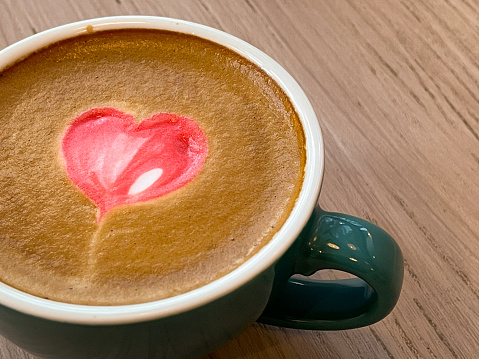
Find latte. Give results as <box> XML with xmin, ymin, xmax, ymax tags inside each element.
<box><xmin>0</xmin><ymin>29</ymin><xmax>305</xmax><ymax>305</ymax></box>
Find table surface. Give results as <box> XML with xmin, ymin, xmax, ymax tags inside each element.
<box><xmin>1</xmin><ymin>0</ymin><xmax>478</xmax><ymax>358</ymax></box>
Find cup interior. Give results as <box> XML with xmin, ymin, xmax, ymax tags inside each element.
<box><xmin>0</xmin><ymin>16</ymin><xmax>324</xmax><ymax>324</ymax></box>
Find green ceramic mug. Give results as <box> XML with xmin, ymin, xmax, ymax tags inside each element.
<box><xmin>0</xmin><ymin>16</ymin><xmax>403</xmax><ymax>359</ymax></box>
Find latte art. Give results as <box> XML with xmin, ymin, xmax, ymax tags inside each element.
<box><xmin>0</xmin><ymin>29</ymin><xmax>305</xmax><ymax>305</ymax></box>
<box><xmin>61</xmin><ymin>107</ymin><xmax>208</xmax><ymax>220</ymax></box>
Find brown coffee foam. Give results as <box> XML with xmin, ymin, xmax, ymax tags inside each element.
<box><xmin>0</xmin><ymin>29</ymin><xmax>305</xmax><ymax>305</ymax></box>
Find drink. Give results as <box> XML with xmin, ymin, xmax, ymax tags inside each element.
<box><xmin>0</xmin><ymin>29</ymin><xmax>306</xmax><ymax>305</ymax></box>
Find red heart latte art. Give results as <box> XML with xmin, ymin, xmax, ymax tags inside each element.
<box><xmin>61</xmin><ymin>108</ymin><xmax>208</xmax><ymax>221</ymax></box>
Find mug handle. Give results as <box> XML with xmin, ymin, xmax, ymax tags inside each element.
<box><xmin>259</xmin><ymin>207</ymin><xmax>404</xmax><ymax>330</ymax></box>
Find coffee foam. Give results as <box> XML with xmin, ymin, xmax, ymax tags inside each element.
<box><xmin>0</xmin><ymin>29</ymin><xmax>306</xmax><ymax>305</ymax></box>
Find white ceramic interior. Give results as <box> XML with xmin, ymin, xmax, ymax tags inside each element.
<box><xmin>0</xmin><ymin>16</ymin><xmax>324</xmax><ymax>325</ymax></box>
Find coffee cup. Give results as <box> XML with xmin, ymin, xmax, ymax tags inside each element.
<box><xmin>0</xmin><ymin>16</ymin><xmax>403</xmax><ymax>358</ymax></box>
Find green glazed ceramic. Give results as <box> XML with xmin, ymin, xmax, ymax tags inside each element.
<box><xmin>0</xmin><ymin>16</ymin><xmax>403</xmax><ymax>359</ymax></box>
<box><xmin>260</xmin><ymin>208</ymin><xmax>403</xmax><ymax>330</ymax></box>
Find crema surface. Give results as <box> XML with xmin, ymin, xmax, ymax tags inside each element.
<box><xmin>0</xmin><ymin>29</ymin><xmax>305</xmax><ymax>305</ymax></box>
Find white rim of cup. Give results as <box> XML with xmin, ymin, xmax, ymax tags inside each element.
<box><xmin>0</xmin><ymin>16</ymin><xmax>324</xmax><ymax>325</ymax></box>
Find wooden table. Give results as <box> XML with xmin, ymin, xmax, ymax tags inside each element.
<box><xmin>1</xmin><ymin>1</ymin><xmax>478</xmax><ymax>358</ymax></box>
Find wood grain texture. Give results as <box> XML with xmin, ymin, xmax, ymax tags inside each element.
<box><xmin>1</xmin><ymin>0</ymin><xmax>478</xmax><ymax>358</ymax></box>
